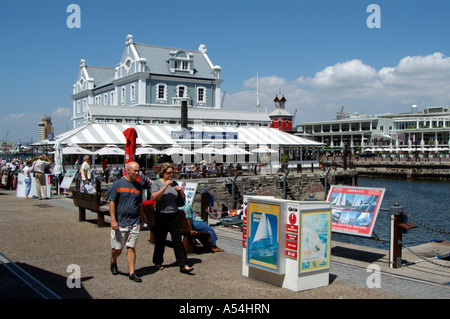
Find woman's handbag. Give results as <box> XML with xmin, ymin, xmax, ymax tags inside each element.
<box><xmin>176</xmin><ymin>193</ymin><xmax>185</xmax><ymax>207</ymax></box>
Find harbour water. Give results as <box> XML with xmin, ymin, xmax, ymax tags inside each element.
<box><xmin>332</xmin><ymin>176</ymin><xmax>450</xmax><ymax>250</ymax></box>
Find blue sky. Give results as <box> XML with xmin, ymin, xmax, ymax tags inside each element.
<box><xmin>1</xmin><ymin>0</ymin><xmax>450</xmax><ymax>143</ymax></box>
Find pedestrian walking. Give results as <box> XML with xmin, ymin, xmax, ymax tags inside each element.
<box><xmin>31</xmin><ymin>155</ymin><xmax>51</xmax><ymax>200</ymax></box>
<box><xmin>108</xmin><ymin>161</ymin><xmax>144</xmax><ymax>282</ymax></box>
<box><xmin>151</xmin><ymin>162</ymin><xmax>194</xmax><ymax>274</ymax></box>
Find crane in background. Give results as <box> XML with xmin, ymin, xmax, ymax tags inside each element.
<box><xmin>336</xmin><ymin>106</ymin><xmax>344</xmax><ymax>120</ymax></box>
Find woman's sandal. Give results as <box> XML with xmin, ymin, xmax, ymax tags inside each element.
<box><xmin>180</xmin><ymin>265</ymin><xmax>194</xmax><ymax>274</ymax></box>
<box><xmin>154</xmin><ymin>264</ymin><xmax>164</xmax><ymax>270</ymax></box>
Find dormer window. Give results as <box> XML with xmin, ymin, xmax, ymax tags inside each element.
<box><xmin>169</xmin><ymin>50</ymin><xmax>194</xmax><ymax>74</ymax></box>
<box><xmin>175</xmin><ymin>60</ymin><xmax>189</xmax><ymax>70</ymax></box>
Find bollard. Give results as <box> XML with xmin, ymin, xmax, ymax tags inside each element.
<box><xmin>305</xmin><ymin>193</ymin><xmax>318</xmax><ymax>201</ymax></box>
<box><xmin>245</xmin><ymin>188</ymin><xmax>257</xmax><ymax>196</ymax></box>
<box><xmin>282</xmin><ymin>168</ymin><xmax>293</xmax><ymax>199</ymax></box>
<box><xmin>200</xmin><ymin>184</ymin><xmax>210</xmax><ymax>223</ymax></box>
<box><xmin>389</xmin><ymin>202</ymin><xmax>417</xmax><ymax>268</ymax></box>
<box><xmin>96</xmin><ymin>179</ymin><xmax>101</xmax><ymax>205</ymax></box>
<box><xmin>389</xmin><ymin>202</ymin><xmax>403</xmax><ymax>268</ymax></box>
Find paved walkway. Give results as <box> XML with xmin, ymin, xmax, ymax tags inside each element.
<box><xmin>0</xmin><ymin>190</ymin><xmax>449</xmax><ymax>302</ymax></box>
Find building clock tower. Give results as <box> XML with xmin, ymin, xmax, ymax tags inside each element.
<box><xmin>269</xmin><ymin>92</ymin><xmax>294</xmax><ymax>133</ymax></box>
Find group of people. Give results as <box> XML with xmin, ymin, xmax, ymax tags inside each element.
<box><xmin>1</xmin><ymin>154</ymin><xmax>53</xmax><ymax>199</ymax></box>
<box><xmin>175</xmin><ymin>161</ymin><xmax>243</xmax><ymax>179</ymax></box>
<box><xmin>20</xmin><ymin>154</ymin><xmax>52</xmax><ymax>200</ymax></box>
<box><xmin>108</xmin><ymin>161</ymin><xmax>223</xmax><ymax>283</ymax></box>
<box><xmin>1</xmin><ymin>157</ymin><xmax>33</xmax><ymax>189</ymax></box>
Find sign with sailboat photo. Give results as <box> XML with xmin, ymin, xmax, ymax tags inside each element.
<box><xmin>247</xmin><ymin>202</ymin><xmax>282</xmax><ymax>273</ymax></box>
<box><xmin>326</xmin><ymin>186</ymin><xmax>385</xmax><ymax>237</ymax></box>
<box><xmin>299</xmin><ymin>210</ymin><xmax>331</xmax><ymax>273</ymax></box>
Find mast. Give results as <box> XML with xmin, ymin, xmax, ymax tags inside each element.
<box><xmin>256</xmin><ymin>72</ymin><xmax>260</xmax><ymax>112</ymax></box>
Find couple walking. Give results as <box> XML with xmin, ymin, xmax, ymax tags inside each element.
<box><xmin>108</xmin><ymin>162</ymin><xmax>194</xmax><ymax>283</ymax></box>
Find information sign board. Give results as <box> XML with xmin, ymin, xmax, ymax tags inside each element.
<box><xmin>60</xmin><ymin>169</ymin><xmax>78</xmax><ymax>189</ymax></box>
<box><xmin>299</xmin><ymin>209</ymin><xmax>331</xmax><ymax>272</ymax></box>
<box><xmin>176</xmin><ymin>181</ymin><xmax>198</xmax><ymax>206</ymax></box>
<box><xmin>247</xmin><ymin>201</ymin><xmax>281</xmax><ymax>273</ymax></box>
<box><xmin>326</xmin><ymin>186</ymin><xmax>385</xmax><ymax>237</ymax></box>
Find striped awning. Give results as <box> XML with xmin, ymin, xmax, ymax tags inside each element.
<box><xmin>41</xmin><ymin>123</ymin><xmax>323</xmax><ymax>149</ymax></box>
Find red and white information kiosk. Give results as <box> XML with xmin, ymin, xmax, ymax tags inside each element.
<box><xmin>242</xmin><ymin>196</ymin><xmax>331</xmax><ymax>292</ymax></box>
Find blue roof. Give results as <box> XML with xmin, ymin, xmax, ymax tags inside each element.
<box><xmin>134</xmin><ymin>43</ymin><xmax>217</xmax><ymax>79</ymax></box>
<box><xmin>85</xmin><ymin>66</ymin><xmax>114</xmax><ymax>87</ymax></box>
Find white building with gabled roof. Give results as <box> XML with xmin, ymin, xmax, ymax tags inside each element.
<box><xmin>72</xmin><ymin>34</ymin><xmax>271</xmax><ymax>128</ymax></box>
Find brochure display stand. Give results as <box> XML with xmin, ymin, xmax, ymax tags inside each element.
<box><xmin>16</xmin><ymin>173</ymin><xmax>52</xmax><ymax>199</ymax></box>
<box><xmin>242</xmin><ymin>196</ymin><xmax>331</xmax><ymax>292</ymax></box>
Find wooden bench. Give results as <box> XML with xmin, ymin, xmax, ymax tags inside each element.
<box><xmin>72</xmin><ymin>190</ymin><xmax>110</xmax><ymax>227</ymax></box>
<box><xmin>143</xmin><ymin>205</ymin><xmax>211</xmax><ymax>254</ymax></box>
<box><xmin>143</xmin><ymin>204</ymin><xmax>156</xmax><ymax>243</ymax></box>
<box><xmin>179</xmin><ymin>209</ymin><xmax>212</xmax><ymax>254</ymax></box>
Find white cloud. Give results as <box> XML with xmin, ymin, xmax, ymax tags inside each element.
<box><xmin>4</xmin><ymin>53</ymin><xmax>450</xmax><ymax>142</ymax></box>
<box><xmin>0</xmin><ymin>108</ymin><xmax>73</xmax><ymax>143</ymax></box>
<box><xmin>225</xmin><ymin>52</ymin><xmax>450</xmax><ymax>123</ymax></box>
<box><xmin>2</xmin><ymin>113</ymin><xmax>29</xmax><ymax>121</ymax></box>
<box><xmin>52</xmin><ymin>107</ymin><xmax>72</xmax><ymax>118</ymax></box>
<box><xmin>297</xmin><ymin>59</ymin><xmax>378</xmax><ymax>89</ymax></box>
<box><xmin>0</xmin><ymin>113</ymin><xmax>42</xmax><ymax>143</ymax></box>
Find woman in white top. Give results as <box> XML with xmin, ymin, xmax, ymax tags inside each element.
<box><xmin>22</xmin><ymin>161</ymin><xmax>32</xmax><ymax>199</ymax></box>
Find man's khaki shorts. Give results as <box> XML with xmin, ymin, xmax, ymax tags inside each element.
<box><xmin>110</xmin><ymin>223</ymin><xmax>140</xmax><ymax>250</ymax></box>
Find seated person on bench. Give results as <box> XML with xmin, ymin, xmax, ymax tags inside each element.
<box><xmin>179</xmin><ymin>203</ymin><xmax>224</xmax><ymax>252</ymax></box>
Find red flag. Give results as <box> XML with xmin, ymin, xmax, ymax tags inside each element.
<box><xmin>123</xmin><ymin>128</ymin><xmax>139</xmax><ymax>181</ymax></box>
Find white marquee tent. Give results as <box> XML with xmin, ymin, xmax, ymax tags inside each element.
<box><xmin>37</xmin><ymin>123</ymin><xmax>324</xmax><ymax>150</ymax></box>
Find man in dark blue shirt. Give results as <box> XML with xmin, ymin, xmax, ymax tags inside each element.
<box><xmin>108</xmin><ymin>161</ymin><xmax>144</xmax><ymax>282</ymax></box>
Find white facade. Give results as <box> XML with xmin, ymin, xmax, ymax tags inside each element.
<box><xmin>71</xmin><ymin>35</ymin><xmax>270</xmax><ymax>128</ymax></box>
<box><xmin>300</xmin><ymin>105</ymin><xmax>450</xmax><ymax>151</ymax></box>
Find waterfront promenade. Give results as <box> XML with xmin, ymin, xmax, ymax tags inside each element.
<box><xmin>0</xmin><ymin>189</ymin><xmax>449</xmax><ymax>302</ymax></box>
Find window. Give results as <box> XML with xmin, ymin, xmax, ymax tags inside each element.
<box><xmin>130</xmin><ymin>84</ymin><xmax>136</xmax><ymax>101</ymax></box>
<box><xmin>77</xmin><ymin>101</ymin><xmax>80</xmax><ymax>114</ymax></box>
<box><xmin>110</xmin><ymin>92</ymin><xmax>115</xmax><ymax>105</ymax></box>
<box><xmin>156</xmin><ymin>84</ymin><xmax>167</xmax><ymax>101</ymax></box>
<box><xmin>177</xmin><ymin>85</ymin><xmax>187</xmax><ymax>98</ymax></box>
<box><xmin>121</xmin><ymin>87</ymin><xmax>126</xmax><ymax>103</ymax></box>
<box><xmin>104</xmin><ymin>94</ymin><xmax>108</xmax><ymax>104</ymax></box>
<box><xmin>197</xmin><ymin>87</ymin><xmax>206</xmax><ymax>103</ymax></box>
<box><xmin>175</xmin><ymin>59</ymin><xmax>189</xmax><ymax>70</ymax></box>
<box><xmin>169</xmin><ymin>50</ymin><xmax>193</xmax><ymax>74</ymax></box>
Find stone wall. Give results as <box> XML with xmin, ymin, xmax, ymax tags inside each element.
<box><xmin>189</xmin><ymin>170</ymin><xmax>357</xmax><ymax>212</ymax></box>
<box><xmin>352</xmin><ymin>162</ymin><xmax>450</xmax><ymax>180</ymax></box>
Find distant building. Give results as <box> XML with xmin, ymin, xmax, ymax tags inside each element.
<box><xmin>37</xmin><ymin>117</ymin><xmax>54</xmax><ymax>142</ymax></box>
<box><xmin>300</xmin><ymin>105</ymin><xmax>450</xmax><ymax>152</ymax></box>
<box><xmin>269</xmin><ymin>93</ymin><xmax>294</xmax><ymax>133</ymax></box>
<box><xmin>0</xmin><ymin>141</ymin><xmax>14</xmax><ymax>153</ymax></box>
<box><xmin>71</xmin><ymin>34</ymin><xmax>271</xmax><ymax>128</ymax></box>
<box><xmin>33</xmin><ymin>37</ymin><xmax>326</xmax><ymax>167</ymax></box>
